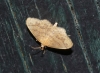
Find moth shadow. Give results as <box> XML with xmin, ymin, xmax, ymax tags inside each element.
<box><xmin>46</xmin><ymin>47</ymin><xmax>73</xmax><ymax>55</ymax></box>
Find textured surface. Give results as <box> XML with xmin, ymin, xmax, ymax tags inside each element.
<box><xmin>0</xmin><ymin>0</ymin><xmax>100</xmax><ymax>73</ymax></box>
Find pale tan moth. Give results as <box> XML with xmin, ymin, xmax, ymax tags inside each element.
<box><xmin>26</xmin><ymin>17</ymin><xmax>73</xmax><ymax>50</ymax></box>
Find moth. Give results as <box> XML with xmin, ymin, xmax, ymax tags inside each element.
<box><xmin>26</xmin><ymin>17</ymin><xmax>73</xmax><ymax>50</ymax></box>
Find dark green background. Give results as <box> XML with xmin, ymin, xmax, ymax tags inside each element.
<box><xmin>0</xmin><ymin>0</ymin><xmax>100</xmax><ymax>73</ymax></box>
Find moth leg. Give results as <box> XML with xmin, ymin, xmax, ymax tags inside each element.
<box><xmin>53</xmin><ymin>22</ymin><xmax>58</xmax><ymax>27</ymax></box>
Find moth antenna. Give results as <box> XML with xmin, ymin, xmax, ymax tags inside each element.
<box><xmin>29</xmin><ymin>45</ymin><xmax>41</xmax><ymax>49</ymax></box>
